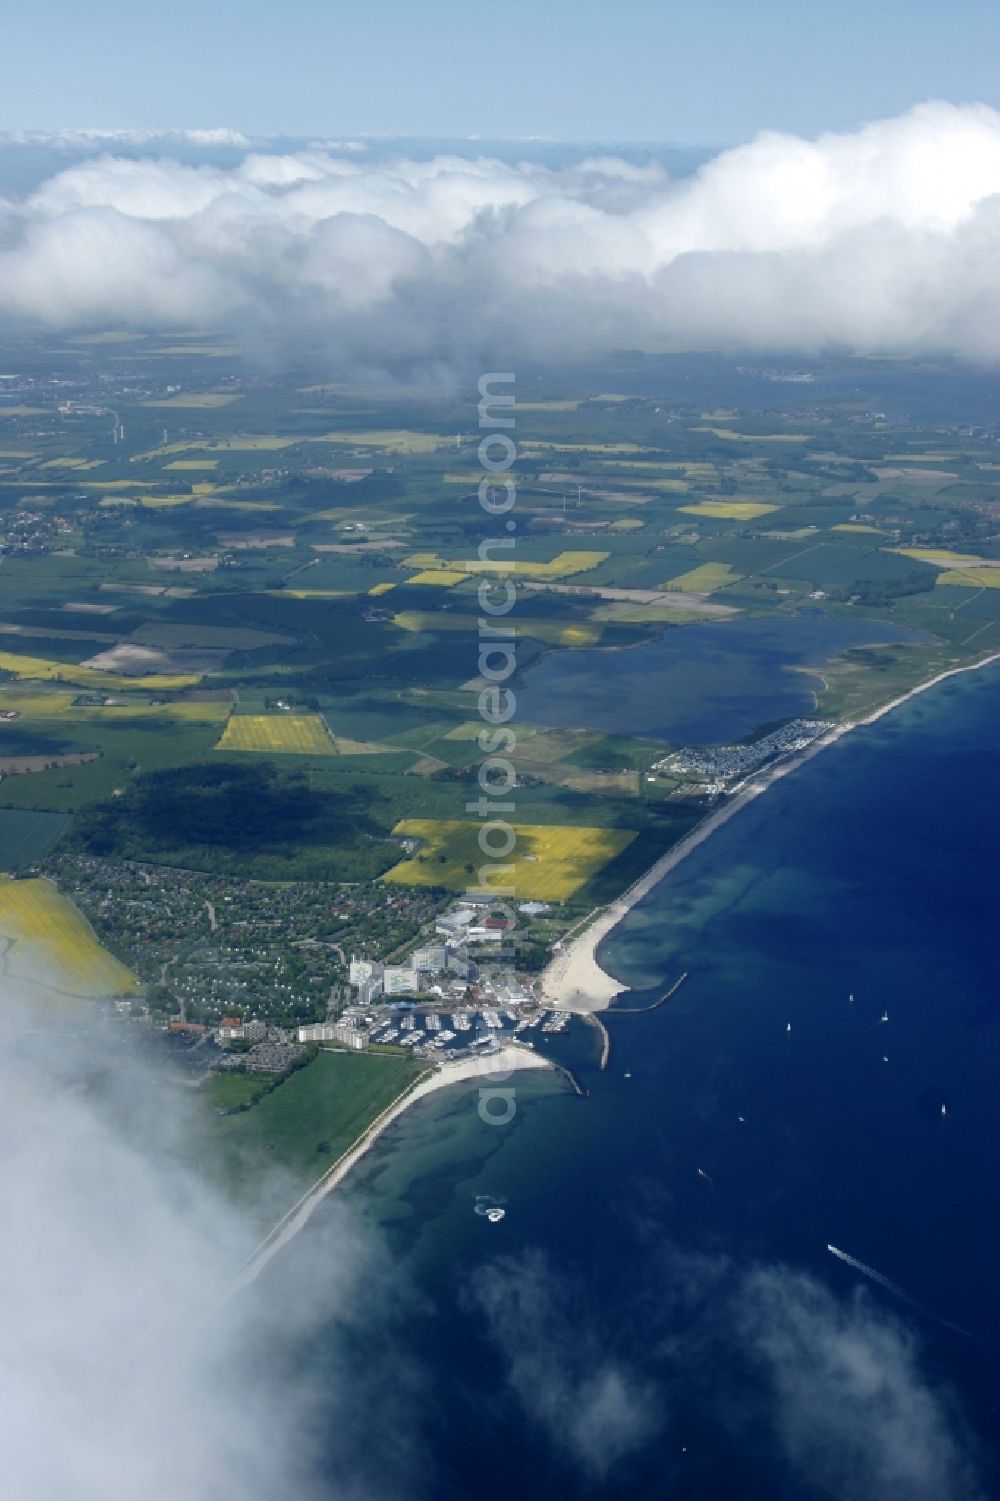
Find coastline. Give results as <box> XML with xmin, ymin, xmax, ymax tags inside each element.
<box><xmin>231</xmin><ymin>1044</ymin><xmax>556</xmax><ymax>1290</ymax></box>
<box><xmin>540</xmin><ymin>651</ymin><xmax>1000</xmax><ymax>1014</ymax></box>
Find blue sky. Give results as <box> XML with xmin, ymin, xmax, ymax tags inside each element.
<box><xmin>4</xmin><ymin>0</ymin><xmax>1000</xmax><ymax>144</ymax></box>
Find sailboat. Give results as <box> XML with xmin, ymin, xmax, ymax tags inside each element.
<box><xmin>880</xmin><ymin>1010</ymin><xmax>889</xmax><ymax>1023</ymax></box>
<box><xmin>941</xmin><ymin>1103</ymin><xmax>948</xmax><ymax>1118</ymax></box>
<box><xmin>786</xmin><ymin>1023</ymin><xmax>792</xmax><ymax>1034</ymax></box>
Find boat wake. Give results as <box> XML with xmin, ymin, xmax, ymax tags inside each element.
<box><xmin>474</xmin><ymin>1194</ymin><xmax>507</xmax><ymax>1223</ymax></box>
<box><xmin>827</xmin><ymin>1244</ymin><xmax>911</xmax><ymax>1300</ymax></box>
<box><xmin>826</xmin><ymin>1244</ymin><xmax>987</xmax><ymax>1346</ymax></box>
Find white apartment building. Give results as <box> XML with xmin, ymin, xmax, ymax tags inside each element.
<box><xmin>349</xmin><ymin>957</ymin><xmax>384</xmax><ymax>986</ymax></box>
<box><xmin>382</xmin><ymin>966</ymin><xmax>421</xmax><ymax>995</ymax></box>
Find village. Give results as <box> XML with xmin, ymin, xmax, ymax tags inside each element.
<box><xmin>33</xmin><ymin>853</ymin><xmax>566</xmax><ymax>1077</ymax></box>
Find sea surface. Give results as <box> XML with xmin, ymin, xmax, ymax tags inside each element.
<box><xmin>516</xmin><ymin>613</ymin><xmax>930</xmax><ymax>744</ymax></box>
<box><xmin>282</xmin><ymin>663</ymin><xmax>1000</xmax><ymax>1501</ymax></box>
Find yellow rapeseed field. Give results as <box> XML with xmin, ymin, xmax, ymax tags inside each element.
<box><xmin>402</xmin><ymin>569</ymin><xmax>468</xmax><ymax>587</ymax></box>
<box><xmin>936</xmin><ymin>568</ymin><xmax>1000</xmax><ymax>590</ymax></box>
<box><xmin>893</xmin><ymin>548</ymin><xmax>987</xmax><ymax>566</ymax></box>
<box><xmin>215</xmin><ymin>714</ymin><xmax>336</xmax><ymax>754</ymax></box>
<box><xmin>402</xmin><ymin>550</ymin><xmax>608</xmax><ymax>578</ymax></box>
<box><xmin>40</xmin><ymin>457</ymin><xmax>106</xmax><ymax>471</ymax></box>
<box><xmin>391</xmin><ymin>611</ymin><xmax>602</xmax><ymax>646</ymax></box>
<box><xmin>0</xmin><ymin>877</ymin><xmax>140</xmax><ymax>998</ymax></box>
<box><xmin>0</xmin><ymin>689</ymin><xmax>229</xmax><ymax>723</ymax></box>
<box><xmin>680</xmin><ymin>500</ymin><xmax>780</xmax><ymax>521</ymax></box>
<box><xmin>383</xmin><ymin>819</ymin><xmax>636</xmax><ymax>900</ymax></box>
<box><xmin>0</xmin><ymin>650</ymin><xmax>201</xmax><ymax>692</ymax></box>
<box><xmin>666</xmin><ymin>562</ymin><xmax>742</xmax><ymax>592</ymax></box>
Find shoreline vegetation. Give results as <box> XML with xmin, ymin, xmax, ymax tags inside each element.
<box><xmin>231</xmin><ymin>1044</ymin><xmax>556</xmax><ymax>1289</ymax></box>
<box><xmin>540</xmin><ymin>651</ymin><xmax>1000</xmax><ymax>1014</ymax></box>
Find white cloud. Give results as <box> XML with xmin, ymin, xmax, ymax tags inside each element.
<box><xmin>469</xmin><ymin>1240</ymin><xmax>985</xmax><ymax>1498</ymax></box>
<box><xmin>4</xmin><ymin>102</ymin><xmax>1000</xmax><ymax>363</ymax></box>
<box><xmin>0</xmin><ymin>997</ymin><xmax>405</xmax><ymax>1501</ymax></box>
<box><xmin>0</xmin><ymin>127</ymin><xmax>251</xmax><ymax>149</ymax></box>
<box><xmin>470</xmin><ymin>1250</ymin><xmax>661</xmax><ymax>1479</ymax></box>
<box><xmin>736</xmin><ymin>1266</ymin><xmax>984</xmax><ymax>1501</ymax></box>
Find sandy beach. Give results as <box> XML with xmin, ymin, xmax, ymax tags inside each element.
<box><xmin>233</xmin><ymin>1044</ymin><xmax>555</xmax><ymax>1289</ymax></box>
<box><xmin>541</xmin><ymin>651</ymin><xmax>1000</xmax><ymax>1014</ymax></box>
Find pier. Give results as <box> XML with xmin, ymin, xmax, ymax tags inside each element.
<box><xmin>606</xmin><ymin>971</ymin><xmax>689</xmax><ymax>1015</ymax></box>
<box><xmin>584</xmin><ymin>1010</ymin><xmax>612</xmax><ymax>1070</ymax></box>
<box><xmin>553</xmin><ymin>1061</ymin><xmax>589</xmax><ymax>1096</ymax></box>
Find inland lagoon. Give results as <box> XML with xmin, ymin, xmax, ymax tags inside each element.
<box><xmin>516</xmin><ymin>613</ymin><xmax>931</xmax><ymax>743</ymax></box>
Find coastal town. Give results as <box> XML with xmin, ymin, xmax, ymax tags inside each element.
<box><xmin>212</xmin><ymin>889</ymin><xmax>570</xmax><ymax>1084</ymax></box>
<box><xmin>655</xmin><ymin>718</ymin><xmax>832</xmax><ymax>789</ymax></box>
<box><xmin>26</xmin><ymin>848</ymin><xmax>569</xmax><ymax>1087</ymax></box>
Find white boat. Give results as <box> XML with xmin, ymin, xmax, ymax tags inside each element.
<box><xmin>486</xmin><ymin>1207</ymin><xmax>505</xmax><ymax>1223</ymax></box>
<box><xmin>786</xmin><ymin>1023</ymin><xmax>792</xmax><ymax>1034</ymax></box>
<box><xmin>941</xmin><ymin>1103</ymin><xmax>948</xmax><ymax>1117</ymax></box>
<box><xmin>880</xmin><ymin>1011</ymin><xmax>889</xmax><ymax>1023</ymax></box>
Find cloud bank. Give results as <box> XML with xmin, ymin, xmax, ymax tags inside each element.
<box><xmin>0</xmin><ymin>1000</ymin><xmax>410</xmax><ymax>1501</ymax></box>
<box><xmin>471</xmin><ymin>1249</ymin><xmax>661</xmax><ymax>1479</ymax></box>
<box><xmin>470</xmin><ymin>1245</ymin><xmax>985</xmax><ymax>1499</ymax></box>
<box><xmin>3</xmin><ymin>102</ymin><xmax>1000</xmax><ymax>363</ymax></box>
<box><xmin>737</xmin><ymin>1266</ymin><xmax>984</xmax><ymax>1501</ymax></box>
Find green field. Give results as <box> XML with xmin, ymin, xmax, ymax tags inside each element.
<box><xmin>0</xmin><ymin>809</ymin><xmax>71</xmax><ymax>870</ymax></box>
<box><xmin>203</xmin><ymin>1072</ymin><xmax>280</xmax><ymax>1112</ymax></box>
<box><xmin>203</xmin><ymin>1049</ymin><xmax>424</xmax><ymax>1195</ymax></box>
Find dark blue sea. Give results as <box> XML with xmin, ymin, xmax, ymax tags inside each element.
<box><xmin>284</xmin><ymin>664</ymin><xmax>1000</xmax><ymax>1501</ymax></box>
